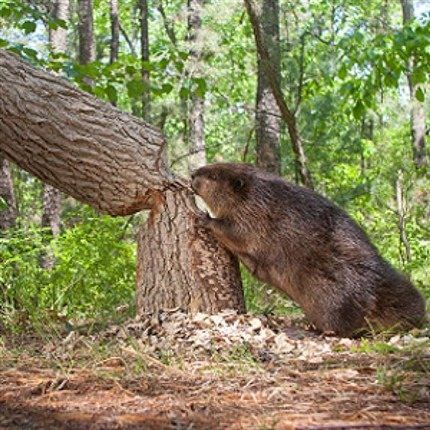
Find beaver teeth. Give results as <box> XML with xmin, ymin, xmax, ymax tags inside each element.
<box><xmin>194</xmin><ymin>195</ymin><xmax>216</xmax><ymax>218</ymax></box>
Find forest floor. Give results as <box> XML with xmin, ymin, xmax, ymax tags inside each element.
<box><xmin>1</xmin><ymin>310</ymin><xmax>429</xmax><ymax>430</ymax></box>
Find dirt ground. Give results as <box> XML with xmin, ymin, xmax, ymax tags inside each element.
<box><xmin>1</xmin><ymin>312</ymin><xmax>429</xmax><ymax>430</ymax></box>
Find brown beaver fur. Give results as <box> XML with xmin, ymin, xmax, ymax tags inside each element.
<box><xmin>191</xmin><ymin>163</ymin><xmax>426</xmax><ymax>337</ymax></box>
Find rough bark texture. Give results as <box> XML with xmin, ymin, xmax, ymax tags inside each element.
<box><xmin>244</xmin><ymin>0</ymin><xmax>313</xmax><ymax>188</ymax></box>
<box><xmin>187</xmin><ymin>0</ymin><xmax>206</xmax><ymax>172</ymax></box>
<box><xmin>401</xmin><ymin>0</ymin><xmax>428</xmax><ymax>170</ymax></box>
<box><xmin>109</xmin><ymin>0</ymin><xmax>120</xmax><ymax>64</ymax></box>
<box><xmin>0</xmin><ymin>50</ymin><xmax>169</xmax><ymax>216</ymax></box>
<box><xmin>139</xmin><ymin>0</ymin><xmax>151</xmax><ymax>121</ymax></box>
<box><xmin>0</xmin><ymin>156</ymin><xmax>17</xmax><ymax>230</ymax></box>
<box><xmin>255</xmin><ymin>0</ymin><xmax>281</xmax><ymax>175</ymax></box>
<box><xmin>0</xmin><ymin>49</ymin><xmax>245</xmax><ymax>314</ymax></box>
<box><xmin>136</xmin><ymin>188</ymin><xmax>245</xmax><ymax>313</ymax></box>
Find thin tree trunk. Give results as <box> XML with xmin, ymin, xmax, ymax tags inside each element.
<box><xmin>187</xmin><ymin>0</ymin><xmax>206</xmax><ymax>172</ymax></box>
<box><xmin>395</xmin><ymin>170</ymin><xmax>411</xmax><ymax>265</ymax></box>
<box><xmin>0</xmin><ymin>156</ymin><xmax>17</xmax><ymax>230</ymax></box>
<box><xmin>0</xmin><ymin>50</ymin><xmax>245</xmax><ymax>313</ymax></box>
<box><xmin>139</xmin><ymin>0</ymin><xmax>150</xmax><ymax>121</ymax></box>
<box><xmin>244</xmin><ymin>0</ymin><xmax>313</xmax><ymax>188</ymax></box>
<box><xmin>78</xmin><ymin>0</ymin><xmax>95</xmax><ymax>65</ymax></box>
<box><xmin>41</xmin><ymin>0</ymin><xmax>69</xmax><ymax>268</ymax></box>
<box><xmin>109</xmin><ymin>0</ymin><xmax>120</xmax><ymax>64</ymax></box>
<box><xmin>400</xmin><ymin>0</ymin><xmax>428</xmax><ymax>170</ymax></box>
<box><xmin>255</xmin><ymin>0</ymin><xmax>281</xmax><ymax>174</ymax></box>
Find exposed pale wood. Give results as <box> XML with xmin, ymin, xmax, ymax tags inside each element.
<box><xmin>0</xmin><ymin>49</ymin><xmax>170</xmax><ymax>216</ymax></box>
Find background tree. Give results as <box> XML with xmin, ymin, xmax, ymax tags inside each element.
<box><xmin>0</xmin><ymin>157</ymin><xmax>17</xmax><ymax>231</ymax></box>
<box><xmin>254</xmin><ymin>0</ymin><xmax>281</xmax><ymax>174</ymax></box>
<box><xmin>400</xmin><ymin>0</ymin><xmax>428</xmax><ymax>171</ymax></box>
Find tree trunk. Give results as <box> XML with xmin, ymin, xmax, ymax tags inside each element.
<box><xmin>41</xmin><ymin>0</ymin><xmax>69</xmax><ymax>269</ymax></box>
<box><xmin>244</xmin><ymin>0</ymin><xmax>313</xmax><ymax>188</ymax></box>
<box><xmin>139</xmin><ymin>0</ymin><xmax>151</xmax><ymax>121</ymax></box>
<box><xmin>78</xmin><ymin>0</ymin><xmax>95</xmax><ymax>65</ymax></box>
<box><xmin>187</xmin><ymin>0</ymin><xmax>206</xmax><ymax>172</ymax></box>
<box><xmin>0</xmin><ymin>49</ymin><xmax>245</xmax><ymax>314</ymax></box>
<box><xmin>255</xmin><ymin>0</ymin><xmax>281</xmax><ymax>175</ymax></box>
<box><xmin>137</xmin><ymin>188</ymin><xmax>245</xmax><ymax>313</ymax></box>
<box><xmin>109</xmin><ymin>0</ymin><xmax>120</xmax><ymax>64</ymax></box>
<box><xmin>400</xmin><ymin>0</ymin><xmax>428</xmax><ymax>170</ymax></box>
<box><xmin>0</xmin><ymin>156</ymin><xmax>17</xmax><ymax>230</ymax></box>
<box><xmin>0</xmin><ymin>50</ymin><xmax>168</xmax><ymax>215</ymax></box>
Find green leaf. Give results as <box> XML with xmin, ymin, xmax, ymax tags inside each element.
<box><xmin>352</xmin><ymin>100</ymin><xmax>365</xmax><ymax>120</ymax></box>
<box><xmin>179</xmin><ymin>86</ymin><xmax>189</xmax><ymax>100</ymax></box>
<box><xmin>106</xmin><ymin>85</ymin><xmax>118</xmax><ymax>104</ymax></box>
<box><xmin>21</xmin><ymin>20</ymin><xmax>37</xmax><ymax>34</ymax></box>
<box><xmin>415</xmin><ymin>87</ymin><xmax>425</xmax><ymax>102</ymax></box>
<box><xmin>161</xmin><ymin>83</ymin><xmax>173</xmax><ymax>94</ymax></box>
<box><xmin>411</xmin><ymin>69</ymin><xmax>427</xmax><ymax>86</ymax></box>
<box><xmin>126</xmin><ymin>79</ymin><xmax>145</xmax><ymax>98</ymax></box>
<box><xmin>0</xmin><ymin>38</ymin><xmax>8</xmax><ymax>48</ymax></box>
<box><xmin>194</xmin><ymin>77</ymin><xmax>207</xmax><ymax>98</ymax></box>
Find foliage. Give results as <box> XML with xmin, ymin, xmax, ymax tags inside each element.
<box><xmin>0</xmin><ymin>212</ymin><xmax>136</xmax><ymax>331</ymax></box>
<box><xmin>0</xmin><ymin>0</ymin><xmax>429</xmax><ymax>329</ymax></box>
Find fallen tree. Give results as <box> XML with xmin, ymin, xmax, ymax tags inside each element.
<box><xmin>0</xmin><ymin>49</ymin><xmax>245</xmax><ymax>314</ymax></box>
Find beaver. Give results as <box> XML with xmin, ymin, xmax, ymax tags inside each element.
<box><xmin>191</xmin><ymin>163</ymin><xmax>426</xmax><ymax>337</ymax></box>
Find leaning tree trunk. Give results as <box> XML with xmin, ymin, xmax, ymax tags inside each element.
<box><xmin>109</xmin><ymin>0</ymin><xmax>120</xmax><ymax>65</ymax></box>
<box><xmin>186</xmin><ymin>0</ymin><xmax>206</xmax><ymax>172</ymax></box>
<box><xmin>255</xmin><ymin>0</ymin><xmax>281</xmax><ymax>175</ymax></box>
<box><xmin>0</xmin><ymin>156</ymin><xmax>17</xmax><ymax>230</ymax></box>
<box><xmin>400</xmin><ymin>0</ymin><xmax>428</xmax><ymax>170</ymax></box>
<box><xmin>0</xmin><ymin>49</ymin><xmax>245</xmax><ymax>314</ymax></box>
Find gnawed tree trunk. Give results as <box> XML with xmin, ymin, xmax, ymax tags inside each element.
<box><xmin>186</xmin><ymin>0</ymin><xmax>206</xmax><ymax>172</ymax></box>
<box><xmin>0</xmin><ymin>49</ymin><xmax>245</xmax><ymax>314</ymax></box>
<box><xmin>400</xmin><ymin>0</ymin><xmax>428</xmax><ymax>170</ymax></box>
<box><xmin>244</xmin><ymin>0</ymin><xmax>313</xmax><ymax>188</ymax></box>
<box><xmin>0</xmin><ymin>156</ymin><xmax>17</xmax><ymax>230</ymax></box>
<box><xmin>255</xmin><ymin>0</ymin><xmax>281</xmax><ymax>175</ymax></box>
<box><xmin>137</xmin><ymin>188</ymin><xmax>244</xmax><ymax>312</ymax></box>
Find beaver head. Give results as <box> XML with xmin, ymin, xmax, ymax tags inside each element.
<box><xmin>191</xmin><ymin>163</ymin><xmax>252</xmax><ymax>218</ymax></box>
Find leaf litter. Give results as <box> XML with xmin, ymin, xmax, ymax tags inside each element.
<box><xmin>0</xmin><ymin>309</ymin><xmax>429</xmax><ymax>429</ymax></box>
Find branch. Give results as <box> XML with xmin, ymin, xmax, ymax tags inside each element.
<box><xmin>119</xmin><ymin>24</ymin><xmax>137</xmax><ymax>57</ymax></box>
<box><xmin>156</xmin><ymin>0</ymin><xmax>177</xmax><ymax>46</ymax></box>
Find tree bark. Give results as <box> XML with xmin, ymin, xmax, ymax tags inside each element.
<box><xmin>244</xmin><ymin>0</ymin><xmax>313</xmax><ymax>188</ymax></box>
<box><xmin>137</xmin><ymin>188</ymin><xmax>245</xmax><ymax>313</ymax></box>
<box><xmin>0</xmin><ymin>50</ymin><xmax>169</xmax><ymax>215</ymax></box>
<box><xmin>0</xmin><ymin>156</ymin><xmax>17</xmax><ymax>230</ymax></box>
<box><xmin>187</xmin><ymin>0</ymin><xmax>206</xmax><ymax>172</ymax></box>
<box><xmin>255</xmin><ymin>0</ymin><xmax>281</xmax><ymax>175</ymax></box>
<box><xmin>400</xmin><ymin>0</ymin><xmax>428</xmax><ymax>170</ymax></box>
<box><xmin>0</xmin><ymin>49</ymin><xmax>245</xmax><ymax>314</ymax></box>
<box><xmin>78</xmin><ymin>0</ymin><xmax>95</xmax><ymax>65</ymax></box>
<box><xmin>139</xmin><ymin>0</ymin><xmax>151</xmax><ymax>121</ymax></box>
<box><xmin>109</xmin><ymin>0</ymin><xmax>120</xmax><ymax>64</ymax></box>
<box><xmin>41</xmin><ymin>0</ymin><xmax>70</xmax><ymax>269</ymax></box>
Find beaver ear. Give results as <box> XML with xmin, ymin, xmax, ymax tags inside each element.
<box><xmin>233</xmin><ymin>177</ymin><xmax>245</xmax><ymax>191</ymax></box>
